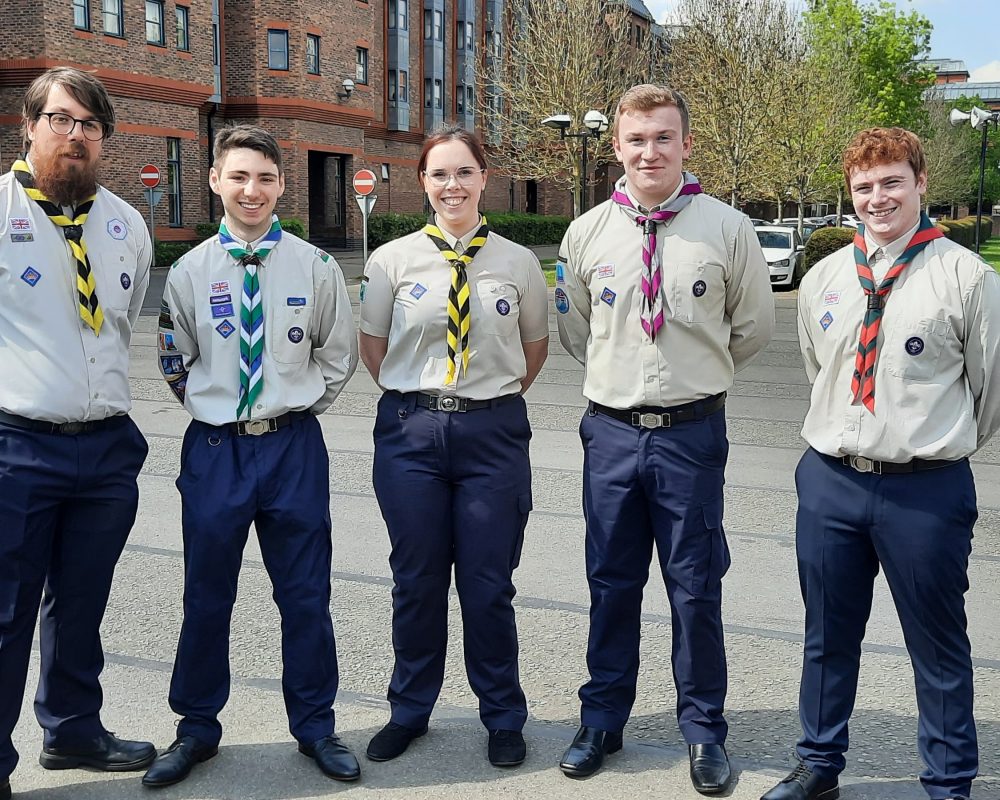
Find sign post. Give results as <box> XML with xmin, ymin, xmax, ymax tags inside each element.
<box><xmin>139</xmin><ymin>164</ymin><xmax>162</xmax><ymax>254</ymax></box>
<box><xmin>353</xmin><ymin>169</ymin><xmax>378</xmax><ymax>268</ymax></box>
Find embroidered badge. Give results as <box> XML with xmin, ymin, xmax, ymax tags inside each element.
<box><xmin>159</xmin><ymin>301</ymin><xmax>174</xmax><ymax>330</ymax></box>
<box><xmin>10</xmin><ymin>233</ymin><xmax>33</xmax><ymax>242</ymax></box>
<box><xmin>496</xmin><ymin>298</ymin><xmax>511</xmax><ymax>316</ymax></box>
<box><xmin>211</xmin><ymin>281</ymin><xmax>230</xmax><ymax>294</ymax></box>
<box><xmin>166</xmin><ymin>373</ymin><xmax>187</xmax><ymax>402</ymax></box>
<box><xmin>554</xmin><ymin>287</ymin><xmax>570</xmax><ymax>314</ymax></box>
<box><xmin>597</xmin><ymin>264</ymin><xmax>615</xmax><ymax>278</ymax></box>
<box><xmin>905</xmin><ymin>336</ymin><xmax>924</xmax><ymax>355</ymax></box>
<box><xmin>692</xmin><ymin>280</ymin><xmax>707</xmax><ymax>297</ymax></box>
<box><xmin>410</xmin><ymin>283</ymin><xmax>427</xmax><ymax>299</ymax></box>
<box><xmin>158</xmin><ymin>332</ymin><xmax>177</xmax><ymax>351</ymax></box>
<box><xmin>819</xmin><ymin>311</ymin><xmax>834</xmax><ymax>330</ymax></box>
<box><xmin>160</xmin><ymin>355</ymin><xmax>185</xmax><ymax>375</ymax></box>
<box><xmin>106</xmin><ymin>219</ymin><xmax>127</xmax><ymax>240</ymax></box>
<box><xmin>288</xmin><ymin>326</ymin><xmax>304</xmax><ymax>343</ymax></box>
<box><xmin>287</xmin><ymin>297</ymin><xmax>307</xmax><ymax>306</ymax></box>
<box><xmin>209</xmin><ymin>294</ymin><xmax>232</xmax><ymax>305</ymax></box>
<box><xmin>9</xmin><ymin>217</ymin><xmax>32</xmax><ymax>232</ymax></box>
<box><xmin>20</xmin><ymin>267</ymin><xmax>41</xmax><ymax>286</ymax></box>
<box><xmin>216</xmin><ymin>319</ymin><xmax>235</xmax><ymax>339</ymax></box>
<box><xmin>211</xmin><ymin>303</ymin><xmax>235</xmax><ymax>319</ymax></box>
<box><xmin>315</xmin><ymin>248</ymin><xmax>331</xmax><ymax>263</ymax></box>
<box><xmin>120</xmin><ymin>272</ymin><xmax>131</xmax><ymax>290</ymax></box>
<box><xmin>823</xmin><ymin>290</ymin><xmax>841</xmax><ymax>306</ymax></box>
<box><xmin>601</xmin><ymin>287</ymin><xmax>616</xmax><ymax>307</ymax></box>
<box><xmin>360</xmin><ymin>276</ymin><xmax>369</xmax><ymax>303</ymax></box>
<box><xmin>556</xmin><ymin>262</ymin><xmax>565</xmax><ymax>284</ymax></box>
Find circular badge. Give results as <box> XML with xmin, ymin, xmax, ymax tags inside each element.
<box><xmin>554</xmin><ymin>287</ymin><xmax>570</xmax><ymax>314</ymax></box>
<box><xmin>288</xmin><ymin>327</ymin><xmax>304</xmax><ymax>344</ymax></box>
<box><xmin>496</xmin><ymin>298</ymin><xmax>511</xmax><ymax>316</ymax></box>
<box><xmin>904</xmin><ymin>336</ymin><xmax>924</xmax><ymax>356</ymax></box>
<box><xmin>120</xmin><ymin>272</ymin><xmax>131</xmax><ymax>290</ymax></box>
<box><xmin>692</xmin><ymin>280</ymin><xmax>707</xmax><ymax>297</ymax></box>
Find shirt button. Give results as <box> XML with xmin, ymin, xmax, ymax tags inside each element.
<box><xmin>847</xmin><ymin>424</ymin><xmax>856</xmax><ymax>431</ymax></box>
<box><xmin>256</xmin><ymin>404</ymin><xmax>263</xmax><ymax>409</ymax></box>
<box><xmin>89</xmin><ymin>357</ymin><xmax>96</xmax><ymax>363</ymax></box>
<box><xmin>646</xmin><ymin>375</ymin><xmax>656</xmax><ymax>383</ymax></box>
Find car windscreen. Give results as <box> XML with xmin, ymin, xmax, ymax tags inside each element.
<box><xmin>756</xmin><ymin>232</ymin><xmax>791</xmax><ymax>249</ymax></box>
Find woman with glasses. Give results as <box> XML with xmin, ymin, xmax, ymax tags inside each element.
<box><xmin>359</xmin><ymin>125</ymin><xmax>548</xmax><ymax>769</ymax></box>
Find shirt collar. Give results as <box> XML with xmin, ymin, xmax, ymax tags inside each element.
<box><xmin>624</xmin><ymin>178</ymin><xmax>683</xmax><ymax>214</ymax></box>
<box><xmin>434</xmin><ymin>216</ymin><xmax>481</xmax><ymax>252</ymax></box>
<box><xmin>865</xmin><ymin>219</ymin><xmax>920</xmax><ymax>264</ymax></box>
<box><xmin>220</xmin><ymin>218</ymin><xmax>275</xmax><ymax>253</ymax></box>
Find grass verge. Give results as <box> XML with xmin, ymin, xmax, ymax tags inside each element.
<box><xmin>980</xmin><ymin>237</ymin><xmax>1000</xmax><ymax>271</ymax></box>
<box><xmin>540</xmin><ymin>258</ymin><xmax>558</xmax><ymax>287</ymax></box>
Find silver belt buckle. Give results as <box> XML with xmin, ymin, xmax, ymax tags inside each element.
<box><xmin>849</xmin><ymin>455</ymin><xmax>880</xmax><ymax>474</ymax></box>
<box><xmin>245</xmin><ymin>419</ymin><xmax>269</xmax><ymax>436</ymax></box>
<box><xmin>438</xmin><ymin>396</ymin><xmax>458</xmax><ymax>412</ymax></box>
<box><xmin>636</xmin><ymin>412</ymin><xmax>667</xmax><ymax>429</ymax></box>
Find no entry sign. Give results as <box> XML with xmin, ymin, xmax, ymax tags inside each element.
<box><xmin>139</xmin><ymin>164</ymin><xmax>161</xmax><ymax>188</ymax></box>
<box><xmin>353</xmin><ymin>169</ymin><xmax>377</xmax><ymax>196</ymax></box>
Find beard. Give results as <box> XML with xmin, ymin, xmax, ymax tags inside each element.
<box><xmin>31</xmin><ymin>143</ymin><xmax>99</xmax><ymax>207</ymax></box>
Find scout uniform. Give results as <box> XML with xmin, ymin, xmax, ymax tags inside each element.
<box><xmin>360</xmin><ymin>220</ymin><xmax>548</xmax><ymax>733</ymax></box>
<box><xmin>157</xmin><ymin>216</ymin><xmax>357</xmax><ymax>749</ymax></box>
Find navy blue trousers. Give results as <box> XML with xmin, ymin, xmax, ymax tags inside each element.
<box><xmin>372</xmin><ymin>391</ymin><xmax>531</xmax><ymax>731</ymax></box>
<box><xmin>578</xmin><ymin>406</ymin><xmax>730</xmax><ymax>743</ymax></box>
<box><xmin>169</xmin><ymin>414</ymin><xmax>339</xmax><ymax>747</ymax></box>
<box><xmin>795</xmin><ymin>448</ymin><xmax>978</xmax><ymax>800</ymax></box>
<box><xmin>0</xmin><ymin>416</ymin><xmax>147</xmax><ymax>780</ymax></box>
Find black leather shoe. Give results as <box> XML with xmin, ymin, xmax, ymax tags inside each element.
<box><xmin>1</xmin><ymin>777</ymin><xmax>10</xmax><ymax>800</ymax></box>
<box><xmin>39</xmin><ymin>732</ymin><xmax>156</xmax><ymax>772</ymax></box>
<box><xmin>559</xmin><ymin>725</ymin><xmax>623</xmax><ymax>778</ymax></box>
<box><xmin>689</xmin><ymin>743</ymin><xmax>732</xmax><ymax>795</ymax></box>
<box><xmin>298</xmin><ymin>735</ymin><xmax>361</xmax><ymax>781</ymax></box>
<box><xmin>488</xmin><ymin>729</ymin><xmax>526</xmax><ymax>767</ymax></box>
<box><xmin>366</xmin><ymin>722</ymin><xmax>428</xmax><ymax>762</ymax></box>
<box><xmin>141</xmin><ymin>736</ymin><xmax>218</xmax><ymax>788</ymax></box>
<box><xmin>761</xmin><ymin>762</ymin><xmax>840</xmax><ymax>800</ymax></box>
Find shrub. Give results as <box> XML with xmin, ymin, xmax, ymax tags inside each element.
<box><xmin>193</xmin><ymin>217</ymin><xmax>307</xmax><ymax>242</ymax></box>
<box><xmin>154</xmin><ymin>241</ymin><xmax>195</xmax><ymax>268</ymax></box>
<box><xmin>803</xmin><ymin>226</ymin><xmax>855</xmax><ymax>271</ymax></box>
<box><xmin>367</xmin><ymin>212</ymin><xmax>426</xmax><ymax>248</ymax></box>
<box><xmin>367</xmin><ymin>211</ymin><xmax>571</xmax><ymax>249</ymax></box>
<box><xmin>936</xmin><ymin>216</ymin><xmax>992</xmax><ymax>249</ymax></box>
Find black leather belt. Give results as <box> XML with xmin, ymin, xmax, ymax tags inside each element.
<box><xmin>226</xmin><ymin>410</ymin><xmax>310</xmax><ymax>436</ymax></box>
<box><xmin>839</xmin><ymin>454</ymin><xmax>958</xmax><ymax>474</ymax></box>
<box><xmin>412</xmin><ymin>392</ymin><xmax>518</xmax><ymax>413</ymax></box>
<box><xmin>0</xmin><ymin>410</ymin><xmax>126</xmax><ymax>435</ymax></box>
<box><xmin>592</xmin><ymin>392</ymin><xmax>726</xmax><ymax>429</ymax></box>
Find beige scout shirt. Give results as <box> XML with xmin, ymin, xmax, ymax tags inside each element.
<box><xmin>556</xmin><ymin>188</ymin><xmax>774</xmax><ymax>409</ymax></box>
<box><xmin>798</xmin><ymin>231</ymin><xmax>1000</xmax><ymax>462</ymax></box>
<box><xmin>159</xmin><ymin>228</ymin><xmax>358</xmax><ymax>425</ymax></box>
<box><xmin>0</xmin><ymin>169</ymin><xmax>151</xmax><ymax>423</ymax></box>
<box><xmin>360</xmin><ymin>225</ymin><xmax>549</xmax><ymax>400</ymax></box>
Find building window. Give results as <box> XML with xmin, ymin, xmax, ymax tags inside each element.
<box><xmin>456</xmin><ymin>21</ymin><xmax>464</xmax><ymax>49</ymax></box>
<box><xmin>102</xmin><ymin>0</ymin><xmax>123</xmax><ymax>36</ymax></box>
<box><xmin>424</xmin><ymin>78</ymin><xmax>442</xmax><ymax>109</ymax></box>
<box><xmin>388</xmin><ymin>0</ymin><xmax>407</xmax><ymax>29</ymax></box>
<box><xmin>489</xmin><ymin>30</ymin><xmax>501</xmax><ymax>58</ymax></box>
<box><xmin>466</xmin><ymin>21</ymin><xmax>473</xmax><ymax>51</ymax></box>
<box><xmin>268</xmin><ymin>29</ymin><xmax>289</xmax><ymax>70</ymax></box>
<box><xmin>145</xmin><ymin>0</ymin><xmax>165</xmax><ymax>44</ymax></box>
<box><xmin>388</xmin><ymin>69</ymin><xmax>397</xmax><ymax>101</ymax></box>
<box><xmin>467</xmin><ymin>84</ymin><xmax>474</xmax><ymax>111</ymax></box>
<box><xmin>398</xmin><ymin>69</ymin><xmax>408</xmax><ymax>102</ymax></box>
<box><xmin>212</xmin><ymin>21</ymin><xmax>219</xmax><ymax>65</ymax></box>
<box><xmin>306</xmin><ymin>34</ymin><xmax>320</xmax><ymax>74</ymax></box>
<box><xmin>175</xmin><ymin>6</ymin><xmax>189</xmax><ymax>50</ymax></box>
<box><xmin>424</xmin><ymin>8</ymin><xmax>442</xmax><ymax>40</ymax></box>
<box><xmin>74</xmin><ymin>0</ymin><xmax>89</xmax><ymax>30</ymax></box>
<box><xmin>356</xmin><ymin>47</ymin><xmax>368</xmax><ymax>84</ymax></box>
<box><xmin>381</xmin><ymin>164</ymin><xmax>390</xmax><ymax>181</ymax></box>
<box><xmin>456</xmin><ymin>83</ymin><xmax>464</xmax><ymax>113</ymax></box>
<box><xmin>167</xmin><ymin>138</ymin><xmax>182</xmax><ymax>226</ymax></box>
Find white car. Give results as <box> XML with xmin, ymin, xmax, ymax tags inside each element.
<box><xmin>755</xmin><ymin>226</ymin><xmax>805</xmax><ymax>289</ymax></box>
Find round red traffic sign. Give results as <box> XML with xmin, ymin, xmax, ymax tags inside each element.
<box><xmin>139</xmin><ymin>164</ymin><xmax>161</xmax><ymax>188</ymax></box>
<box><xmin>353</xmin><ymin>168</ymin><xmax>377</xmax><ymax>196</ymax></box>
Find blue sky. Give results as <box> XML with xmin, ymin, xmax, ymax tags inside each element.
<box><xmin>647</xmin><ymin>0</ymin><xmax>1000</xmax><ymax>81</ymax></box>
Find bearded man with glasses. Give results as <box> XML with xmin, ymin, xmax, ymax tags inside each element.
<box><xmin>0</xmin><ymin>67</ymin><xmax>154</xmax><ymax>800</ymax></box>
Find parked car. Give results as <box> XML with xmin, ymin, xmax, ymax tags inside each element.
<box><xmin>755</xmin><ymin>226</ymin><xmax>805</xmax><ymax>289</ymax></box>
<box><xmin>749</xmin><ymin>217</ymin><xmax>769</xmax><ymax>226</ymax></box>
<box><xmin>774</xmin><ymin>220</ymin><xmax>825</xmax><ymax>242</ymax></box>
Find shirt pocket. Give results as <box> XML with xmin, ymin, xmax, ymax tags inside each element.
<box><xmin>475</xmin><ymin>279</ymin><xmax>520</xmax><ymax>337</ymax></box>
<box><xmin>269</xmin><ymin>302</ymin><xmax>313</xmax><ymax>364</ymax></box>
<box><xmin>669</xmin><ymin>261</ymin><xmax>724</xmax><ymax>324</ymax></box>
<box><xmin>881</xmin><ymin>316</ymin><xmax>950</xmax><ymax>382</ymax></box>
<box><xmin>91</xmin><ymin>242</ymin><xmax>139</xmax><ymax>310</ymax></box>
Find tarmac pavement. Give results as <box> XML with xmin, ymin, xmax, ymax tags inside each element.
<box><xmin>9</xmin><ymin>261</ymin><xmax>1000</xmax><ymax>800</ymax></box>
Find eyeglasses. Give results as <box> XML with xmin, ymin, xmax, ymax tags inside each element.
<box><xmin>36</xmin><ymin>112</ymin><xmax>107</xmax><ymax>141</ymax></box>
<box><xmin>422</xmin><ymin>167</ymin><xmax>485</xmax><ymax>187</ymax></box>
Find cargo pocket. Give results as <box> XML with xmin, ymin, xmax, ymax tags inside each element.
<box><xmin>677</xmin><ymin>498</ymin><xmax>730</xmax><ymax>597</ymax></box>
<box><xmin>510</xmin><ymin>492</ymin><xmax>532</xmax><ymax>570</ymax></box>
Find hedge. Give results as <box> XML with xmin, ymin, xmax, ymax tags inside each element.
<box><xmin>154</xmin><ymin>241</ymin><xmax>196</xmax><ymax>268</ymax></box>
<box><xmin>367</xmin><ymin>211</ymin><xmax>571</xmax><ymax>249</ymax></box>
<box><xmin>935</xmin><ymin>216</ymin><xmax>993</xmax><ymax>249</ymax></box>
<box><xmin>803</xmin><ymin>226</ymin><xmax>855</xmax><ymax>271</ymax></box>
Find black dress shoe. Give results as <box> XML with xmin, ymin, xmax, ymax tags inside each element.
<box><xmin>761</xmin><ymin>762</ymin><xmax>839</xmax><ymax>800</ymax></box>
<box><xmin>298</xmin><ymin>735</ymin><xmax>361</xmax><ymax>781</ymax></box>
<box><xmin>1</xmin><ymin>777</ymin><xmax>10</xmax><ymax>800</ymax></box>
<box><xmin>366</xmin><ymin>722</ymin><xmax>428</xmax><ymax>762</ymax></box>
<box><xmin>141</xmin><ymin>736</ymin><xmax>218</xmax><ymax>788</ymax></box>
<box><xmin>488</xmin><ymin>729</ymin><xmax>526</xmax><ymax>767</ymax></box>
<box><xmin>39</xmin><ymin>732</ymin><xmax>156</xmax><ymax>772</ymax></box>
<box><xmin>559</xmin><ymin>725</ymin><xmax>623</xmax><ymax>778</ymax></box>
<box><xmin>689</xmin><ymin>743</ymin><xmax>732</xmax><ymax>795</ymax></box>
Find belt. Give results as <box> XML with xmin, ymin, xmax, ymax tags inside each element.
<box><xmin>412</xmin><ymin>392</ymin><xmax>519</xmax><ymax>413</ymax></box>
<box><xmin>840</xmin><ymin>454</ymin><xmax>959</xmax><ymax>474</ymax></box>
<box><xmin>592</xmin><ymin>392</ymin><xmax>726</xmax><ymax>430</ymax></box>
<box><xmin>0</xmin><ymin>410</ymin><xmax>126</xmax><ymax>435</ymax></box>
<box><xmin>225</xmin><ymin>410</ymin><xmax>310</xmax><ymax>436</ymax></box>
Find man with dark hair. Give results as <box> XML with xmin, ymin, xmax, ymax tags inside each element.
<box><xmin>143</xmin><ymin>125</ymin><xmax>359</xmax><ymax>788</ymax></box>
<box><xmin>0</xmin><ymin>67</ymin><xmax>154</xmax><ymax>800</ymax></box>
<box><xmin>761</xmin><ymin>127</ymin><xmax>1000</xmax><ymax>800</ymax></box>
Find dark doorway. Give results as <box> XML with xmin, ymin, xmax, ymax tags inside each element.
<box><xmin>526</xmin><ymin>180</ymin><xmax>538</xmax><ymax>214</ymax></box>
<box><xmin>308</xmin><ymin>151</ymin><xmax>346</xmax><ymax>247</ymax></box>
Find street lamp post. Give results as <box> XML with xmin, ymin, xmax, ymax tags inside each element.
<box><xmin>949</xmin><ymin>105</ymin><xmax>1000</xmax><ymax>254</ymax></box>
<box><xmin>541</xmin><ymin>110</ymin><xmax>610</xmax><ymax>215</ymax></box>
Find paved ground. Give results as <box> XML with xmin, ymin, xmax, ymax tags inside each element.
<box><xmin>10</xmin><ymin>262</ymin><xmax>1000</xmax><ymax>800</ymax></box>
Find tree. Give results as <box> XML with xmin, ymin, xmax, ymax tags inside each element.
<box><xmin>921</xmin><ymin>99</ymin><xmax>976</xmax><ymax>213</ymax></box>
<box><xmin>476</xmin><ymin>0</ymin><xmax>667</xmax><ymax>217</ymax></box>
